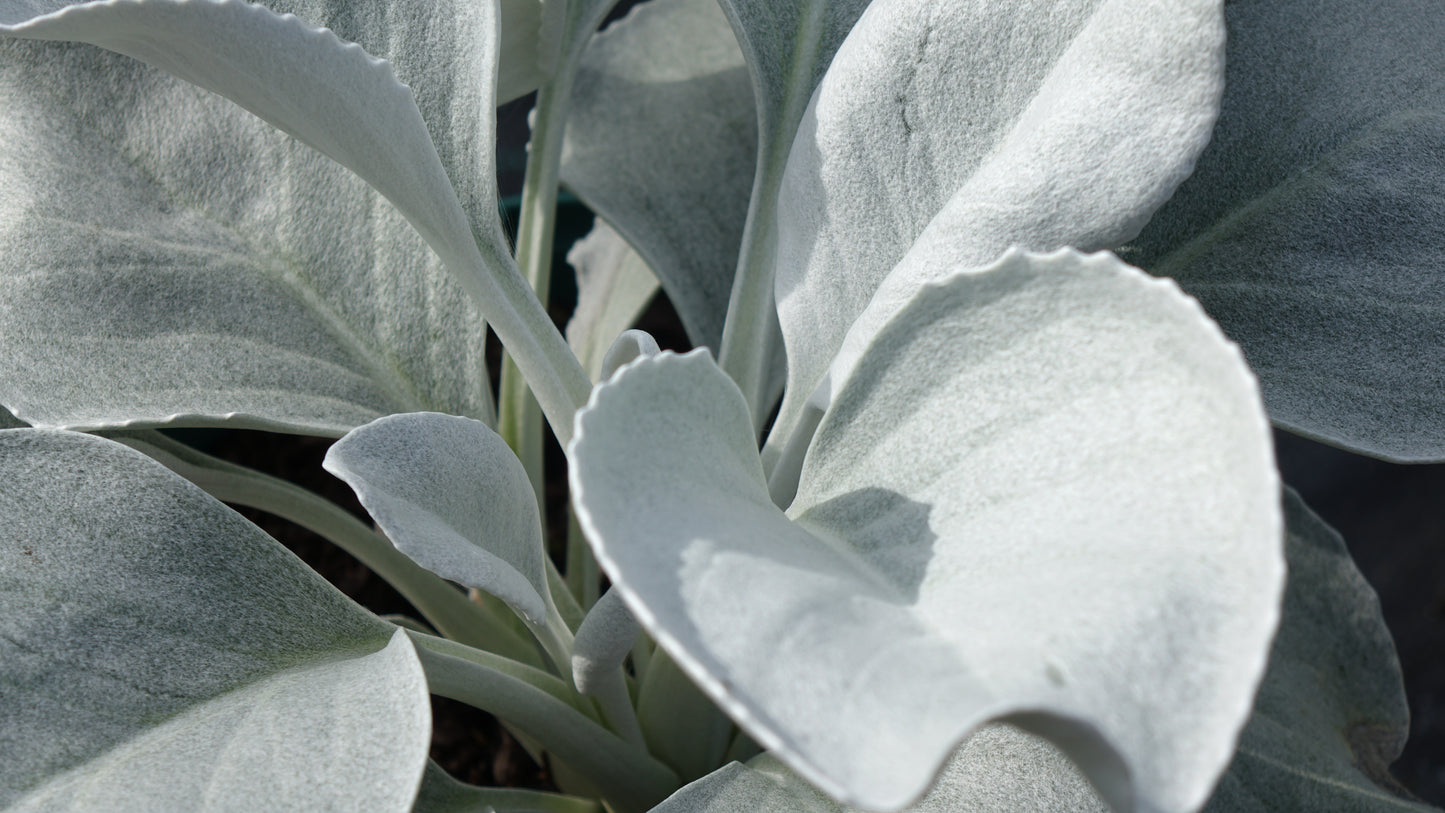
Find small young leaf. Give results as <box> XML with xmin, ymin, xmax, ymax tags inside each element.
<box><xmin>572</xmin><ymin>589</ymin><xmax>641</xmax><ymax>695</ymax></box>
<box><xmin>324</xmin><ymin>412</ymin><xmax>553</xmax><ymax>627</ymax></box>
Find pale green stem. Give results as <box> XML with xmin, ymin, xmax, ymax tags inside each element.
<box><xmin>499</xmin><ymin>64</ymin><xmax>578</xmax><ymax>526</ymax></box>
<box><xmin>409</xmin><ymin>631</ymin><xmax>679</xmax><ymax>813</ymax></box>
<box><xmin>117</xmin><ymin>432</ymin><xmax>542</xmax><ymax>667</ymax></box>
<box><xmin>716</xmin><ymin>141</ymin><xmax>790</xmax><ymax>432</ymax></box>
<box><xmin>548</xmin><ymin>554</ymin><xmax>586</xmax><ymax>630</ymax></box>
<box><xmin>636</xmin><ymin>648</ymin><xmax>736</xmax><ymax>783</ymax></box>
<box><xmin>565</xmin><ymin>507</ymin><xmax>601</xmax><ymax>610</ymax></box>
<box><xmin>588</xmin><ymin>668</ymin><xmax>647</xmax><ymax>749</ymax></box>
<box><xmin>531</xmin><ymin>600</ymin><xmax>579</xmax><ymax>684</ymax></box>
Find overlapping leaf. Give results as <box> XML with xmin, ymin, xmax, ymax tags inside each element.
<box><xmin>766</xmin><ymin>0</ymin><xmax>1225</xmax><ymax>464</ymax></box>
<box><xmin>0</xmin><ymin>0</ymin><xmax>500</xmax><ymax>432</ymax></box>
<box><xmin>1127</xmin><ymin>0</ymin><xmax>1445</xmax><ymax>461</ymax></box>
<box><xmin>325</xmin><ymin>412</ymin><xmax>554</xmax><ymax>627</ymax></box>
<box><xmin>1203</xmin><ymin>490</ymin><xmax>1435</xmax><ymax>812</ymax></box>
<box><xmin>572</xmin><ymin>249</ymin><xmax>1280</xmax><ymax>813</ymax></box>
<box><xmin>0</xmin><ymin>429</ymin><xmax>430</xmax><ymax>810</ymax></box>
<box><xmin>647</xmin><ymin>489</ymin><xmax>1438</xmax><ymax>812</ymax></box>
<box><xmin>561</xmin><ymin>0</ymin><xmax>756</xmax><ymax>349</ymax></box>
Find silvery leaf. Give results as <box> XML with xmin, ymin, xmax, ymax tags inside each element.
<box><xmin>571</xmin><ymin>250</ymin><xmax>1280</xmax><ymax>813</ymax></box>
<box><xmin>0</xmin><ymin>429</ymin><xmax>430</xmax><ymax>811</ymax></box>
<box><xmin>497</xmin><ymin>0</ymin><xmax>551</xmax><ymax>105</ymax></box>
<box><xmin>767</xmin><ymin>0</ymin><xmax>1225</xmax><ymax>462</ymax></box>
<box><xmin>324</xmin><ymin>412</ymin><xmax>553</xmax><ymax>628</ymax></box>
<box><xmin>572</xmin><ymin>588</ymin><xmax>641</xmax><ymax>696</ymax></box>
<box><xmin>600</xmin><ymin>330</ymin><xmax>661</xmax><ymax>381</ymax></box>
<box><xmin>1127</xmin><ymin>0</ymin><xmax>1445</xmax><ymax>461</ymax></box>
<box><xmin>649</xmin><ymin>733</ymin><xmax>1105</xmax><ymax>813</ymax></box>
<box><xmin>0</xmin><ymin>0</ymin><xmax>507</xmax><ymax>268</ymax></box>
<box><xmin>561</xmin><ymin>0</ymin><xmax>756</xmax><ymax>350</ymax></box>
<box><xmin>652</xmin><ymin>488</ymin><xmax>1439</xmax><ymax>812</ymax></box>
<box><xmin>708</xmin><ymin>0</ymin><xmax>871</xmax><ymax>414</ymax></box>
<box><xmin>716</xmin><ymin>0</ymin><xmax>870</xmax><ymax>146</ymax></box>
<box><xmin>1203</xmin><ymin>489</ymin><xmax>1436</xmax><ymax>812</ymax></box>
<box><xmin>0</xmin><ymin>5</ymin><xmax>495</xmax><ymax>432</ymax></box>
<box><xmin>565</xmin><ymin>220</ymin><xmax>661</xmax><ymax>380</ymax></box>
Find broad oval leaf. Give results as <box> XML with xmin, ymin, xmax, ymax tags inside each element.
<box><xmin>766</xmin><ymin>0</ymin><xmax>1225</xmax><ymax>462</ymax></box>
<box><xmin>324</xmin><ymin>411</ymin><xmax>553</xmax><ymax>627</ymax></box>
<box><xmin>0</xmin><ymin>24</ymin><xmax>494</xmax><ymax>432</ymax></box>
<box><xmin>572</xmin><ymin>251</ymin><xmax>1281</xmax><ymax>813</ymax></box>
<box><xmin>1203</xmin><ymin>489</ymin><xmax>1434</xmax><ymax>812</ymax></box>
<box><xmin>0</xmin><ymin>0</ymin><xmax>505</xmax><ymax>272</ymax></box>
<box><xmin>651</xmin><ymin>488</ymin><xmax>1438</xmax><ymax>812</ymax></box>
<box><xmin>560</xmin><ymin>0</ymin><xmax>756</xmax><ymax>350</ymax></box>
<box><xmin>1127</xmin><ymin>0</ymin><xmax>1445</xmax><ymax>461</ymax></box>
<box><xmin>0</xmin><ymin>429</ymin><xmax>430</xmax><ymax>810</ymax></box>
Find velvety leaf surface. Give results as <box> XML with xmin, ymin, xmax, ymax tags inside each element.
<box><xmin>766</xmin><ymin>0</ymin><xmax>1225</xmax><ymax>461</ymax></box>
<box><xmin>1203</xmin><ymin>490</ymin><xmax>1436</xmax><ymax>812</ymax></box>
<box><xmin>497</xmin><ymin>0</ymin><xmax>550</xmax><ymax>105</ymax></box>
<box><xmin>324</xmin><ymin>412</ymin><xmax>553</xmax><ymax>627</ymax></box>
<box><xmin>650</xmin><ymin>759</ymin><xmax>834</xmax><ymax>813</ymax></box>
<box><xmin>572</xmin><ymin>588</ymin><xmax>641</xmax><ymax>695</ymax></box>
<box><xmin>560</xmin><ymin>0</ymin><xmax>756</xmax><ymax>350</ymax></box>
<box><xmin>715</xmin><ymin>0</ymin><xmax>870</xmax><ymax>144</ymax></box>
<box><xmin>648</xmin><ymin>487</ymin><xmax>1435</xmax><ymax>813</ymax></box>
<box><xmin>651</xmin><ymin>732</ymin><xmax>1106</xmax><ymax>813</ymax></box>
<box><xmin>0</xmin><ymin>0</ymin><xmax>506</xmax><ymax>265</ymax></box>
<box><xmin>0</xmin><ymin>18</ymin><xmax>494</xmax><ymax>432</ymax></box>
<box><xmin>599</xmin><ymin>330</ymin><xmax>662</xmax><ymax>382</ymax></box>
<box><xmin>572</xmin><ymin>251</ymin><xmax>1280</xmax><ymax>813</ymax></box>
<box><xmin>1127</xmin><ymin>0</ymin><xmax>1445</xmax><ymax>461</ymax></box>
<box><xmin>564</xmin><ymin>220</ymin><xmax>661</xmax><ymax>380</ymax></box>
<box><xmin>0</xmin><ymin>429</ymin><xmax>430</xmax><ymax>811</ymax></box>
